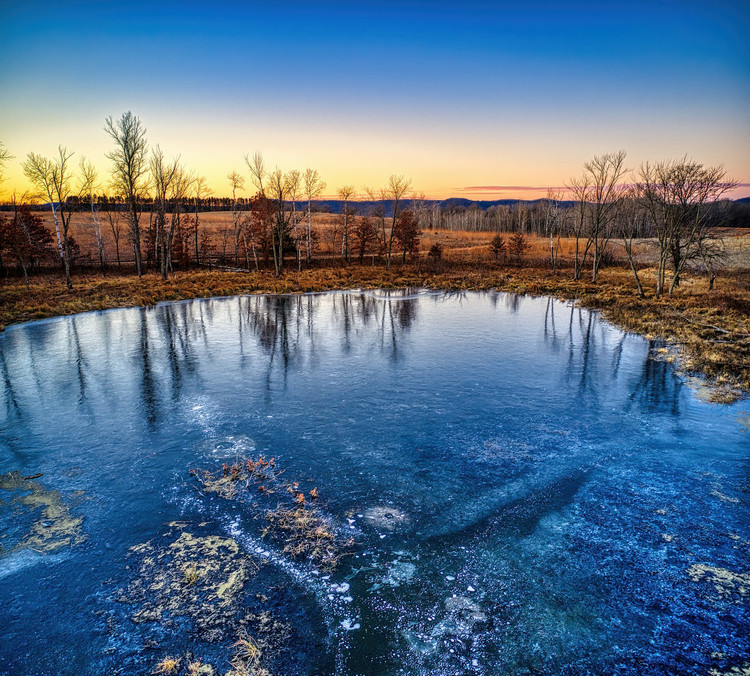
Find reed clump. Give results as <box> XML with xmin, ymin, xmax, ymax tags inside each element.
<box><xmin>193</xmin><ymin>456</ymin><xmax>353</xmax><ymax>570</ymax></box>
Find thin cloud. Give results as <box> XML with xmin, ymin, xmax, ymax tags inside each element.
<box><xmin>458</xmin><ymin>185</ymin><xmax>567</xmax><ymax>193</ymax></box>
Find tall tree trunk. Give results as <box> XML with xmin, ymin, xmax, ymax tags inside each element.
<box><xmin>130</xmin><ymin>197</ymin><xmax>143</xmax><ymax>277</ymax></box>
<box><xmin>306</xmin><ymin>202</ymin><xmax>313</xmax><ymax>263</ymax></box>
<box><xmin>194</xmin><ymin>201</ymin><xmax>200</xmax><ymax>265</ymax></box>
<box><xmin>623</xmin><ymin>237</ymin><xmax>645</xmax><ymax>299</ymax></box>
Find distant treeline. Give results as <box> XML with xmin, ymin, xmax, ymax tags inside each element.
<box><xmin>5</xmin><ymin>195</ymin><xmax>749</xmax><ymax>232</ymax></box>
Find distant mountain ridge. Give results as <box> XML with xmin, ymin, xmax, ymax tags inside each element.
<box><xmin>14</xmin><ymin>196</ymin><xmax>750</xmax><ymax>216</ymax></box>
<box><xmin>308</xmin><ymin>197</ymin><xmax>577</xmax><ymax>215</ymax></box>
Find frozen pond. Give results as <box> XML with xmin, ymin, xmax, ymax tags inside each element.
<box><xmin>0</xmin><ymin>289</ymin><xmax>748</xmax><ymax>675</ymax></box>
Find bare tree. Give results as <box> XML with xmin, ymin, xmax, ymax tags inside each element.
<box><xmin>22</xmin><ymin>152</ymin><xmax>64</xmax><ymax>263</ymax></box>
<box><xmin>150</xmin><ymin>146</ymin><xmax>180</xmax><ymax>279</ymax></box>
<box><xmin>169</xmin><ymin>166</ymin><xmax>195</xmax><ymax>273</ymax></box>
<box><xmin>246</xmin><ymin>151</ymin><xmax>266</xmax><ymax>194</ymax></box>
<box><xmin>364</xmin><ymin>186</ymin><xmax>388</xmax><ymax>256</ymax></box>
<box><xmin>0</xmin><ymin>142</ymin><xmax>12</xmax><ymax>192</ymax></box>
<box><xmin>337</xmin><ymin>184</ymin><xmax>356</xmax><ymax>263</ymax></box>
<box><xmin>567</xmin><ymin>151</ymin><xmax>628</xmax><ymax>281</ymax></box>
<box><xmin>192</xmin><ymin>175</ymin><xmax>212</xmax><ymax>264</ymax></box>
<box><xmin>638</xmin><ymin>158</ymin><xmax>736</xmax><ymax>297</ymax></box>
<box><xmin>268</xmin><ymin>168</ymin><xmax>293</xmax><ymax>276</ymax></box>
<box><xmin>696</xmin><ymin>230</ymin><xmax>725</xmax><ymax>291</ymax></box>
<box><xmin>103</xmin><ymin>201</ymin><xmax>123</xmax><ymax>270</ymax></box>
<box><xmin>243</xmin><ymin>193</ymin><xmax>272</xmax><ymax>271</ymax></box>
<box><xmin>246</xmin><ymin>152</ymin><xmax>293</xmax><ymax>276</ymax></box>
<box><xmin>227</xmin><ymin>170</ymin><xmax>245</xmax><ymax>266</ymax></box>
<box><xmin>382</xmin><ymin>174</ymin><xmax>412</xmax><ymax>269</ymax></box>
<box><xmin>303</xmin><ymin>168</ymin><xmax>326</xmax><ymax>263</ymax></box>
<box><xmin>23</xmin><ymin>146</ymin><xmax>75</xmax><ymax>288</ymax></box>
<box><xmin>105</xmin><ymin>112</ymin><xmax>149</xmax><ymax>277</ymax></box>
<box><xmin>78</xmin><ymin>158</ymin><xmax>106</xmax><ymax>273</ymax></box>
<box><xmin>618</xmin><ymin>191</ymin><xmax>647</xmax><ymax>298</ymax></box>
<box><xmin>287</xmin><ymin>169</ymin><xmax>302</xmax><ymax>270</ymax></box>
<box><xmin>542</xmin><ymin>189</ymin><xmax>563</xmax><ymax>271</ymax></box>
<box><xmin>585</xmin><ymin>151</ymin><xmax>629</xmax><ymax>282</ymax></box>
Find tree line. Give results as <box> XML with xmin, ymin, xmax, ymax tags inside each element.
<box><xmin>0</xmin><ymin>117</ymin><xmax>740</xmax><ymax>297</ymax></box>
<box><xmin>0</xmin><ymin>113</ymin><xmax>420</xmax><ymax>282</ymax></box>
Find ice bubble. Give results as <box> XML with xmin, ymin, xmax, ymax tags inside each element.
<box><xmin>383</xmin><ymin>560</ymin><xmax>417</xmax><ymax>587</ymax></box>
<box><xmin>363</xmin><ymin>505</ymin><xmax>409</xmax><ymax>531</ymax></box>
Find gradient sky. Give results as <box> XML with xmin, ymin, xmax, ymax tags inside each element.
<box><xmin>1</xmin><ymin>0</ymin><xmax>749</xmax><ymax>199</ymax></box>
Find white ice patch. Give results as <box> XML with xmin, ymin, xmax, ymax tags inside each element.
<box><xmin>382</xmin><ymin>560</ymin><xmax>417</xmax><ymax>587</ymax></box>
<box><xmin>331</xmin><ymin>582</ymin><xmax>350</xmax><ymax>594</ymax></box>
<box><xmin>198</xmin><ymin>434</ymin><xmax>256</xmax><ymax>459</ymax></box>
<box><xmin>0</xmin><ymin>549</ymin><xmax>64</xmax><ymax>580</ymax></box>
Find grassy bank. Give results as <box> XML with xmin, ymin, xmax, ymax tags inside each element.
<box><xmin>1</xmin><ymin>261</ymin><xmax>748</xmax><ymax>400</ymax></box>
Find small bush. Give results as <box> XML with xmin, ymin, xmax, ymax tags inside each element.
<box><xmin>489</xmin><ymin>235</ymin><xmax>506</xmax><ymax>260</ymax></box>
<box><xmin>428</xmin><ymin>243</ymin><xmax>443</xmax><ymax>260</ymax></box>
<box><xmin>508</xmin><ymin>233</ymin><xmax>529</xmax><ymax>262</ymax></box>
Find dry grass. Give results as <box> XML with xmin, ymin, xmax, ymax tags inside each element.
<box><xmin>153</xmin><ymin>657</ymin><xmax>181</xmax><ymax>675</ymax></box>
<box><xmin>193</xmin><ymin>456</ymin><xmax>353</xmax><ymax>570</ymax></box>
<box><xmin>227</xmin><ymin>631</ymin><xmax>272</xmax><ymax>676</ymax></box>
<box><xmin>263</xmin><ymin>504</ymin><xmax>344</xmax><ymax>570</ymax></box>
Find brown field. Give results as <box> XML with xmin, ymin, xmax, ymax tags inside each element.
<box><xmin>31</xmin><ymin>210</ymin><xmax>750</xmax><ymax>270</ymax></box>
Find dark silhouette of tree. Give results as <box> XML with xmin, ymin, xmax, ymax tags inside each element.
<box><xmin>245</xmin><ymin>192</ymin><xmax>274</xmax><ymax>270</ymax></box>
<box><xmin>394</xmin><ymin>210</ymin><xmax>421</xmax><ymax>262</ymax></box>
<box><xmin>489</xmin><ymin>234</ymin><xmax>506</xmax><ymax>260</ymax></box>
<box><xmin>352</xmin><ymin>215</ymin><xmax>380</xmax><ymax>264</ymax></box>
<box><xmin>0</xmin><ymin>201</ymin><xmax>54</xmax><ymax>280</ymax></box>
<box><xmin>0</xmin><ymin>142</ymin><xmax>11</xmax><ymax>186</ymax></box>
<box><xmin>508</xmin><ymin>232</ymin><xmax>529</xmax><ymax>262</ymax></box>
<box><xmin>227</xmin><ymin>170</ymin><xmax>245</xmax><ymax>266</ymax></box>
<box><xmin>428</xmin><ymin>242</ymin><xmax>443</xmax><ymax>261</ymax></box>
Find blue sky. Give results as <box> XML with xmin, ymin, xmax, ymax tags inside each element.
<box><xmin>2</xmin><ymin>0</ymin><xmax>748</xmax><ymax>197</ymax></box>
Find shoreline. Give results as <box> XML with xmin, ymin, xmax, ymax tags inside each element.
<box><xmin>1</xmin><ymin>263</ymin><xmax>748</xmax><ymax>401</ymax></box>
